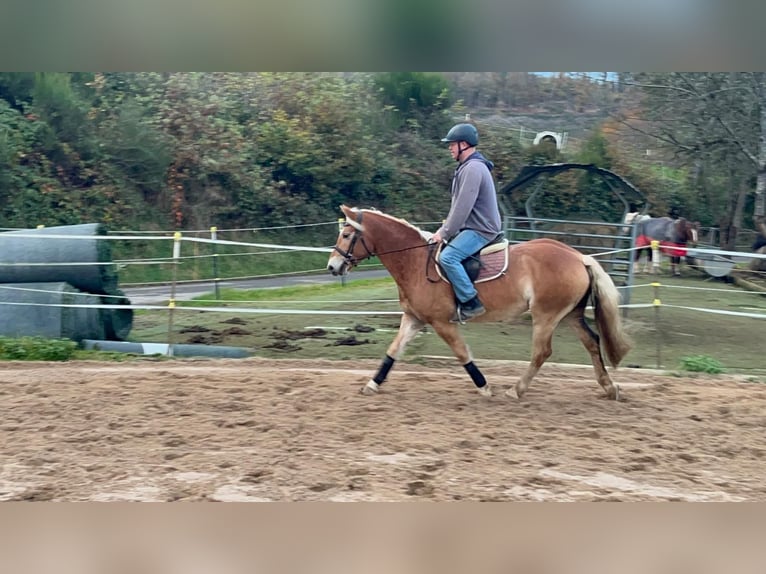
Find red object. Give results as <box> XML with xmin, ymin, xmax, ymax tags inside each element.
<box><xmin>636</xmin><ymin>235</ymin><xmax>687</xmax><ymax>257</ymax></box>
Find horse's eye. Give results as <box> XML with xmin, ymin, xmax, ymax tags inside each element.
<box><xmin>342</xmin><ymin>233</ymin><xmax>350</xmax><ymax>239</ymax></box>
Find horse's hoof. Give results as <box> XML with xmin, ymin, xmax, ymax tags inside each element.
<box><xmin>360</xmin><ymin>380</ymin><xmax>379</xmax><ymax>395</ymax></box>
<box><xmin>477</xmin><ymin>384</ymin><xmax>492</xmax><ymax>398</ymax></box>
<box><xmin>613</xmin><ymin>384</ymin><xmax>621</xmax><ymax>401</ymax></box>
<box><xmin>504</xmin><ymin>388</ymin><xmax>516</xmax><ymax>399</ymax></box>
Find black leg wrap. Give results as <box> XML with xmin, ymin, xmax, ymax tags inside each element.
<box><xmin>463</xmin><ymin>361</ymin><xmax>487</xmax><ymax>388</ymax></box>
<box><xmin>373</xmin><ymin>354</ymin><xmax>396</xmax><ymax>384</ymax></box>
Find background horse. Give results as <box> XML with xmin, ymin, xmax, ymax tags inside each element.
<box><xmin>634</xmin><ymin>217</ymin><xmax>699</xmax><ymax>275</ymax></box>
<box><xmin>327</xmin><ymin>205</ymin><xmax>631</xmax><ymax>401</ymax></box>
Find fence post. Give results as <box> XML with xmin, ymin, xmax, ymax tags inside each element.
<box><xmin>651</xmin><ymin>239</ymin><xmax>661</xmax><ymax>273</ymax></box>
<box><xmin>166</xmin><ymin>231</ymin><xmax>182</xmax><ymax>357</ymax></box>
<box><xmin>337</xmin><ymin>218</ymin><xmax>346</xmax><ymax>287</ymax></box>
<box><xmin>652</xmin><ymin>281</ymin><xmax>661</xmax><ymax>368</ymax></box>
<box><xmin>210</xmin><ymin>226</ymin><xmax>220</xmax><ymax>301</ymax></box>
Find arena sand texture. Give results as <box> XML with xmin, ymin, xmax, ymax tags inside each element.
<box><xmin>1</xmin><ymin>358</ymin><xmax>764</xmax><ymax>501</ymax></box>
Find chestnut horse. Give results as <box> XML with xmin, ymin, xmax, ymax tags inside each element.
<box><xmin>327</xmin><ymin>206</ymin><xmax>632</xmax><ymax>401</ymax></box>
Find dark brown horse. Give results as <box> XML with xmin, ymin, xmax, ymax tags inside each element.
<box><xmin>327</xmin><ymin>206</ymin><xmax>632</xmax><ymax>401</ymax></box>
<box><xmin>634</xmin><ymin>217</ymin><xmax>699</xmax><ymax>275</ymax></box>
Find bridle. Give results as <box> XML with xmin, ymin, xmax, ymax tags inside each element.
<box><xmin>332</xmin><ymin>211</ymin><xmax>376</xmax><ymax>266</ymax></box>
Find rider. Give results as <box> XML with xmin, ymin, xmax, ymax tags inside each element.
<box><xmin>432</xmin><ymin>123</ymin><xmax>502</xmax><ymax>322</ymax></box>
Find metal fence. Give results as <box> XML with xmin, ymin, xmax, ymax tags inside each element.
<box><xmin>504</xmin><ymin>216</ymin><xmax>639</xmax><ymax>309</ymax></box>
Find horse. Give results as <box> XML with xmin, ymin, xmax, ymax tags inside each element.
<box><xmin>327</xmin><ymin>205</ymin><xmax>632</xmax><ymax>401</ymax></box>
<box><xmin>633</xmin><ymin>217</ymin><xmax>699</xmax><ymax>276</ymax></box>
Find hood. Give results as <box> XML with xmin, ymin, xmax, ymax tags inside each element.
<box><xmin>464</xmin><ymin>151</ymin><xmax>494</xmax><ymax>171</ymax></box>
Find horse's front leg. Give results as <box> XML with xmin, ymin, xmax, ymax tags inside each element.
<box><xmin>429</xmin><ymin>321</ymin><xmax>492</xmax><ymax>398</ymax></box>
<box><xmin>361</xmin><ymin>313</ymin><xmax>425</xmax><ymax>395</ymax></box>
<box><xmin>671</xmin><ymin>255</ymin><xmax>681</xmax><ymax>276</ymax></box>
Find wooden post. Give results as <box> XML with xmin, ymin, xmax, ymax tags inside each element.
<box><xmin>210</xmin><ymin>226</ymin><xmax>220</xmax><ymax>301</ymax></box>
<box><xmin>337</xmin><ymin>218</ymin><xmax>346</xmax><ymax>287</ymax></box>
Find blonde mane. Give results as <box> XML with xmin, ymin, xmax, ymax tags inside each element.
<box><xmin>356</xmin><ymin>208</ymin><xmax>434</xmax><ymax>242</ymax></box>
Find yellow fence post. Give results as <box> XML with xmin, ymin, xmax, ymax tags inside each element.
<box><xmin>651</xmin><ymin>239</ymin><xmax>661</xmax><ymax>273</ymax></box>
<box><xmin>166</xmin><ymin>231</ymin><xmax>182</xmax><ymax>357</ymax></box>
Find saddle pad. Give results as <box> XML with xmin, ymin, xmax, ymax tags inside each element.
<box><xmin>435</xmin><ymin>245</ymin><xmax>509</xmax><ymax>284</ymax></box>
<box><xmin>474</xmin><ymin>249</ymin><xmax>509</xmax><ymax>282</ymax></box>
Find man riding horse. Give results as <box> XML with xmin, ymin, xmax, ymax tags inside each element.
<box><xmin>431</xmin><ymin>123</ymin><xmax>503</xmax><ymax>323</ymax></box>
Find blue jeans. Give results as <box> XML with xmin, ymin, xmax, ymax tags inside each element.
<box><xmin>439</xmin><ymin>229</ymin><xmax>491</xmax><ymax>303</ymax></box>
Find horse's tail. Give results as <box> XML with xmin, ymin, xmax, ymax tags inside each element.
<box><xmin>582</xmin><ymin>255</ymin><xmax>632</xmax><ymax>368</ymax></box>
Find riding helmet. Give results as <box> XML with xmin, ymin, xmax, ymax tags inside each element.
<box><xmin>441</xmin><ymin>123</ymin><xmax>479</xmax><ymax>146</ymax></box>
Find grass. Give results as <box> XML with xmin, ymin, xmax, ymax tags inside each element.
<box><xmin>110</xmin><ymin>228</ymin><xmax>341</xmax><ymax>286</ymax></box>
<box><xmin>126</xmin><ymin>269</ymin><xmax>766</xmax><ymax>376</ymax></box>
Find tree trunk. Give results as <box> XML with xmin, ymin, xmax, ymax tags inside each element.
<box><xmin>755</xmin><ymin>77</ymin><xmax>766</xmax><ymax>236</ymax></box>
<box><xmin>719</xmin><ymin>169</ymin><xmax>749</xmax><ymax>250</ymax></box>
<box><xmin>724</xmin><ymin>179</ymin><xmax>750</xmax><ymax>251</ymax></box>
<box><xmin>751</xmin><ymin>77</ymin><xmax>766</xmax><ymax>271</ymax></box>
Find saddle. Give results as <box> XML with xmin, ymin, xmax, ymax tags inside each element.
<box><xmin>435</xmin><ymin>233</ymin><xmax>509</xmax><ymax>283</ymax></box>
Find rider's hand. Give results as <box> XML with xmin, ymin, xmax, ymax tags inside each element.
<box><xmin>431</xmin><ymin>232</ymin><xmax>443</xmax><ymax>244</ymax></box>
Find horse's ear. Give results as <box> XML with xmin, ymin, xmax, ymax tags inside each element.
<box><xmin>340</xmin><ymin>204</ymin><xmax>352</xmax><ymax>218</ymax></box>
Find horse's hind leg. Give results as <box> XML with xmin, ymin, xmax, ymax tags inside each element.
<box><xmin>510</xmin><ymin>317</ymin><xmax>557</xmax><ymax>399</ymax></box>
<box><xmin>567</xmin><ymin>314</ymin><xmax>620</xmax><ymax>400</ymax></box>
<box><xmin>633</xmin><ymin>248</ymin><xmax>645</xmax><ymax>274</ymax></box>
<box><xmin>361</xmin><ymin>312</ymin><xmax>424</xmax><ymax>395</ymax></box>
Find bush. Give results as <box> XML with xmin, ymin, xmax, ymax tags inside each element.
<box><xmin>679</xmin><ymin>354</ymin><xmax>724</xmax><ymax>374</ymax></box>
<box><xmin>0</xmin><ymin>336</ymin><xmax>78</xmax><ymax>361</ymax></box>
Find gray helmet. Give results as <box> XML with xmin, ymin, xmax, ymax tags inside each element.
<box><xmin>441</xmin><ymin>123</ymin><xmax>479</xmax><ymax>146</ymax></box>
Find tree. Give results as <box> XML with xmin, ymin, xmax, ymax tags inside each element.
<box><xmin>373</xmin><ymin>72</ymin><xmax>452</xmax><ymax>138</ymax></box>
<box><xmin>618</xmin><ymin>73</ymin><xmax>766</xmax><ymax>250</ymax></box>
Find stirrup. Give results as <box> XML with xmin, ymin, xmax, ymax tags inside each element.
<box><xmin>450</xmin><ymin>302</ymin><xmax>486</xmax><ymax>324</ymax></box>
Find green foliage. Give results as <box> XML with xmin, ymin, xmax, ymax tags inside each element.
<box><xmin>0</xmin><ymin>72</ymin><xmax>36</xmax><ymax>109</ymax></box>
<box><xmin>679</xmin><ymin>355</ymin><xmax>724</xmax><ymax>374</ymax></box>
<box><xmin>4</xmin><ymin>71</ymin><xmax>754</xmax><ymax>244</ymax></box>
<box><xmin>0</xmin><ymin>336</ymin><xmax>78</xmax><ymax>361</ymax></box>
<box><xmin>576</xmin><ymin>128</ymin><xmax>613</xmax><ymax>169</ymax></box>
<box><xmin>477</xmin><ymin>123</ymin><xmax>526</xmax><ymax>188</ymax></box>
<box><xmin>373</xmin><ymin>72</ymin><xmax>452</xmax><ymax>137</ymax></box>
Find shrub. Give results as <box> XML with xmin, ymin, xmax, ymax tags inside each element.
<box><xmin>0</xmin><ymin>336</ymin><xmax>78</xmax><ymax>361</ymax></box>
<box><xmin>679</xmin><ymin>355</ymin><xmax>724</xmax><ymax>374</ymax></box>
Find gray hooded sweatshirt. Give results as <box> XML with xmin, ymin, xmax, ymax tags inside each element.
<box><xmin>437</xmin><ymin>151</ymin><xmax>502</xmax><ymax>241</ymax></box>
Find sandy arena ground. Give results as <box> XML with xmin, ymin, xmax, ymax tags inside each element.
<box><xmin>1</xmin><ymin>357</ymin><xmax>764</xmax><ymax>501</ymax></box>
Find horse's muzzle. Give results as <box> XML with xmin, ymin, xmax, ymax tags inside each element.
<box><xmin>327</xmin><ymin>255</ymin><xmax>349</xmax><ymax>276</ymax></box>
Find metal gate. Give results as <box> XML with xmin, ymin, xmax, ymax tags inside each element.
<box><xmin>504</xmin><ymin>216</ymin><xmax>639</xmax><ymax>310</ymax></box>
<box><xmin>498</xmin><ymin>163</ymin><xmax>650</xmax><ymax>313</ymax></box>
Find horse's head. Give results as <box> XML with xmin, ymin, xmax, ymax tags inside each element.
<box><xmin>683</xmin><ymin>219</ymin><xmax>700</xmax><ymax>245</ymax></box>
<box><xmin>327</xmin><ymin>205</ymin><xmax>376</xmax><ymax>276</ymax></box>
<box><xmin>674</xmin><ymin>218</ymin><xmax>699</xmax><ymax>245</ymax></box>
